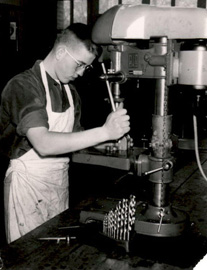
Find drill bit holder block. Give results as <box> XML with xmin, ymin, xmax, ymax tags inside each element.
<box><xmin>102</xmin><ymin>195</ymin><xmax>136</xmax><ymax>252</ymax></box>
<box><xmin>80</xmin><ymin>196</ymin><xmax>137</xmax><ymax>252</ymax></box>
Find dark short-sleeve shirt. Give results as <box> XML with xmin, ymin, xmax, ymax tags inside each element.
<box><xmin>0</xmin><ymin>60</ymin><xmax>83</xmax><ymax>159</ymax></box>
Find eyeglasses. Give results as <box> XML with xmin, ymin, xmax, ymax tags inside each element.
<box><xmin>65</xmin><ymin>48</ymin><xmax>93</xmax><ymax>72</ymax></box>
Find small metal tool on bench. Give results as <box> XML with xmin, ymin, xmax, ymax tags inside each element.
<box><xmin>38</xmin><ymin>235</ymin><xmax>76</xmax><ymax>244</ymax></box>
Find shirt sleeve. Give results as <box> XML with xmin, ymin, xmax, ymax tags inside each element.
<box><xmin>70</xmin><ymin>83</ymin><xmax>84</xmax><ymax>132</ymax></box>
<box><xmin>2</xmin><ymin>74</ymin><xmax>49</xmax><ymax>136</ymax></box>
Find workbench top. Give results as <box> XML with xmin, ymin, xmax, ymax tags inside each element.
<box><xmin>0</xmin><ymin>204</ymin><xmax>202</xmax><ymax>270</ymax></box>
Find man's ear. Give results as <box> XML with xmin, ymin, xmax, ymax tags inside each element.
<box><xmin>56</xmin><ymin>46</ymin><xmax>65</xmax><ymax>61</ymax></box>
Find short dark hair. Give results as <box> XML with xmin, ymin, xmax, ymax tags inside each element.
<box><xmin>55</xmin><ymin>23</ymin><xmax>100</xmax><ymax>57</ymax></box>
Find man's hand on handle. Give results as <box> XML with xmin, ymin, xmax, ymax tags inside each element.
<box><xmin>102</xmin><ymin>104</ymin><xmax>130</xmax><ymax>141</ymax></box>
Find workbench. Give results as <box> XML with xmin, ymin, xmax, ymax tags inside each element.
<box><xmin>1</xmin><ymin>150</ymin><xmax>207</xmax><ymax>270</ymax></box>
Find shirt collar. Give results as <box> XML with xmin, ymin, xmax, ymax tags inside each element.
<box><xmin>32</xmin><ymin>60</ymin><xmax>62</xmax><ymax>90</ymax></box>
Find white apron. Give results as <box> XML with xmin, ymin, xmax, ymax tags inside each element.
<box><xmin>4</xmin><ymin>62</ymin><xmax>75</xmax><ymax>243</ymax></box>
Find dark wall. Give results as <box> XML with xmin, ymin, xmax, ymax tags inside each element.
<box><xmin>0</xmin><ymin>0</ymin><xmax>57</xmax><ymax>92</ymax></box>
<box><xmin>22</xmin><ymin>0</ymin><xmax>57</xmax><ymax>67</ymax></box>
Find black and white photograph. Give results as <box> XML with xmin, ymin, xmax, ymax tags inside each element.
<box><xmin>1</xmin><ymin>0</ymin><xmax>207</xmax><ymax>269</ymax></box>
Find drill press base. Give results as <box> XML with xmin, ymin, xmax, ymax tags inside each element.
<box><xmin>134</xmin><ymin>203</ymin><xmax>189</xmax><ymax>237</ymax></box>
<box><xmin>79</xmin><ymin>198</ymin><xmax>189</xmax><ymax>238</ymax></box>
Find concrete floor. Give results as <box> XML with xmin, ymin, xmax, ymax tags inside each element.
<box><xmin>167</xmin><ymin>150</ymin><xmax>207</xmax><ymax>268</ymax></box>
<box><xmin>171</xmin><ymin>151</ymin><xmax>207</xmax><ymax>240</ymax></box>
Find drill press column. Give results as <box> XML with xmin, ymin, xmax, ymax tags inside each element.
<box><xmin>134</xmin><ymin>38</ymin><xmax>188</xmax><ymax>237</ymax></box>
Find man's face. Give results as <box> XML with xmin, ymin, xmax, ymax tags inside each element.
<box><xmin>56</xmin><ymin>45</ymin><xmax>96</xmax><ymax>84</ymax></box>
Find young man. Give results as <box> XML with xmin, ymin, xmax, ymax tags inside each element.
<box><xmin>0</xmin><ymin>23</ymin><xmax>130</xmax><ymax>243</ymax></box>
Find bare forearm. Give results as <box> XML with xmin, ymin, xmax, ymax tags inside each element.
<box><xmin>27</xmin><ymin>107</ymin><xmax>130</xmax><ymax>156</ymax></box>
<box><xmin>27</xmin><ymin>126</ymin><xmax>109</xmax><ymax>156</ymax></box>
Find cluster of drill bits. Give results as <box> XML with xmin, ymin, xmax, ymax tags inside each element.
<box><xmin>103</xmin><ymin>195</ymin><xmax>136</xmax><ymax>241</ymax></box>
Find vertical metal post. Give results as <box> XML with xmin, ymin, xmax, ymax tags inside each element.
<box><xmin>111</xmin><ymin>50</ymin><xmax>122</xmax><ymax>107</ymax></box>
<box><xmin>154</xmin><ymin>37</ymin><xmax>168</xmax><ymax>116</ymax></box>
<box><xmin>150</xmin><ymin>37</ymin><xmax>172</xmax><ymax>207</ymax></box>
